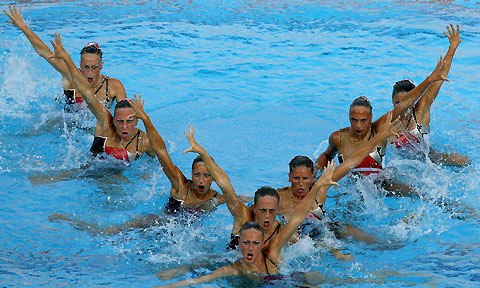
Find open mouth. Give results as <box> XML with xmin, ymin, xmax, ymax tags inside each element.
<box><xmin>263</xmin><ymin>220</ymin><xmax>270</xmax><ymax>227</ymax></box>
<box><xmin>198</xmin><ymin>185</ymin><xmax>205</xmax><ymax>192</ymax></box>
<box><xmin>87</xmin><ymin>77</ymin><xmax>93</xmax><ymax>83</ymax></box>
<box><xmin>246</xmin><ymin>253</ymin><xmax>253</xmax><ymax>260</ymax></box>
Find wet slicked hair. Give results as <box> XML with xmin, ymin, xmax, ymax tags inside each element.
<box><xmin>392</xmin><ymin>79</ymin><xmax>416</xmax><ymax>98</ymax></box>
<box><xmin>114</xmin><ymin>99</ymin><xmax>133</xmax><ymax>111</ymax></box>
<box><xmin>289</xmin><ymin>155</ymin><xmax>314</xmax><ymax>174</ymax></box>
<box><xmin>350</xmin><ymin>96</ymin><xmax>372</xmax><ymax>115</ymax></box>
<box><xmin>254</xmin><ymin>186</ymin><xmax>280</xmax><ymax>205</ymax></box>
<box><xmin>191</xmin><ymin>155</ymin><xmax>215</xmax><ymax>170</ymax></box>
<box><xmin>192</xmin><ymin>155</ymin><xmax>204</xmax><ymax>169</ymax></box>
<box><xmin>239</xmin><ymin>221</ymin><xmax>264</xmax><ymax>238</ymax></box>
<box><xmin>80</xmin><ymin>43</ymin><xmax>103</xmax><ymax>59</ymax></box>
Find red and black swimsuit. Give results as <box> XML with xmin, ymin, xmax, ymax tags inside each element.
<box><xmin>89</xmin><ymin>131</ymin><xmax>141</xmax><ymax>162</ymax></box>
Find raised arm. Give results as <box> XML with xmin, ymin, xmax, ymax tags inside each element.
<box><xmin>4</xmin><ymin>5</ymin><xmax>70</xmax><ymax>82</ymax></box>
<box><xmin>49</xmin><ymin>34</ymin><xmax>110</xmax><ymax>126</ymax></box>
<box><xmin>376</xmin><ymin>56</ymin><xmax>448</xmax><ymax>126</ymax></box>
<box><xmin>415</xmin><ymin>24</ymin><xmax>461</xmax><ymax>116</ymax></box>
<box><xmin>154</xmin><ymin>265</ymin><xmax>237</xmax><ymax>288</ymax></box>
<box><xmin>130</xmin><ymin>94</ymin><xmax>186</xmax><ymax>189</ymax></box>
<box><xmin>184</xmin><ymin>126</ymin><xmax>249</xmax><ymax>221</ymax></box>
<box><xmin>268</xmin><ymin>161</ymin><xmax>338</xmax><ymax>255</ymax></box>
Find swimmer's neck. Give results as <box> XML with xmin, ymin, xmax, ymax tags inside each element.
<box><xmin>241</xmin><ymin>253</ymin><xmax>265</xmax><ymax>273</ymax></box>
<box><xmin>263</xmin><ymin>220</ymin><xmax>280</xmax><ymax>236</ymax></box>
<box><xmin>90</xmin><ymin>74</ymin><xmax>104</xmax><ymax>89</ymax></box>
<box><xmin>192</xmin><ymin>188</ymin><xmax>214</xmax><ymax>201</ymax></box>
<box><xmin>118</xmin><ymin>129</ymin><xmax>138</xmax><ymax>145</ymax></box>
<box><xmin>349</xmin><ymin>128</ymin><xmax>370</xmax><ymax>142</ymax></box>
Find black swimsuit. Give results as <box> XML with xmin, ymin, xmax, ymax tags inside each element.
<box><xmin>164</xmin><ymin>191</ymin><xmax>219</xmax><ymax>215</ymax></box>
<box><xmin>262</xmin><ymin>250</ymin><xmax>279</xmax><ymax>275</ymax></box>
<box><xmin>63</xmin><ymin>76</ymin><xmax>112</xmax><ymax>107</ymax></box>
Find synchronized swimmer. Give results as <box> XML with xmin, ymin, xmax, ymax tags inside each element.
<box><xmin>4</xmin><ymin>5</ymin><xmax>126</xmax><ymax>108</ymax></box>
<box><xmin>5</xmin><ymin>3</ymin><xmax>470</xmax><ymax>286</ymax></box>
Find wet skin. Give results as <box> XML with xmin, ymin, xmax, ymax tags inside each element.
<box><xmin>191</xmin><ymin>162</ymin><xmax>213</xmax><ymax>196</ymax></box>
<box><xmin>349</xmin><ymin>106</ymin><xmax>372</xmax><ymax>139</ymax></box>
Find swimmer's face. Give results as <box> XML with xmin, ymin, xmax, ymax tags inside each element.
<box><xmin>289</xmin><ymin>166</ymin><xmax>314</xmax><ymax>199</ymax></box>
<box><xmin>191</xmin><ymin>162</ymin><xmax>213</xmax><ymax>194</ymax></box>
<box><xmin>240</xmin><ymin>228</ymin><xmax>263</xmax><ymax>264</ymax></box>
<box><xmin>80</xmin><ymin>53</ymin><xmax>103</xmax><ymax>86</ymax></box>
<box><xmin>113</xmin><ymin>107</ymin><xmax>138</xmax><ymax>141</ymax></box>
<box><xmin>253</xmin><ymin>196</ymin><xmax>279</xmax><ymax>230</ymax></box>
<box><xmin>349</xmin><ymin>105</ymin><xmax>372</xmax><ymax>137</ymax></box>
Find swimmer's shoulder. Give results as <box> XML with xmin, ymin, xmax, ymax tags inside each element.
<box><xmin>276</xmin><ymin>186</ymin><xmax>290</xmax><ymax>200</ymax></box>
<box><xmin>105</xmin><ymin>76</ymin><xmax>127</xmax><ymax>101</ymax></box>
<box><xmin>329</xmin><ymin>129</ymin><xmax>344</xmax><ymax>146</ymax></box>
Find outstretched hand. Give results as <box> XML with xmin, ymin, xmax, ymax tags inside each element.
<box><xmin>379</xmin><ymin>110</ymin><xmax>400</xmax><ymax>138</ymax></box>
<box><xmin>130</xmin><ymin>93</ymin><xmax>148</xmax><ymax>121</ymax></box>
<box><xmin>444</xmin><ymin>23</ymin><xmax>461</xmax><ymax>49</ymax></box>
<box><xmin>315</xmin><ymin>160</ymin><xmax>339</xmax><ymax>190</ymax></box>
<box><xmin>48</xmin><ymin>33</ymin><xmax>69</xmax><ymax>60</ymax></box>
<box><xmin>183</xmin><ymin>126</ymin><xmax>204</xmax><ymax>155</ymax></box>
<box><xmin>4</xmin><ymin>4</ymin><xmax>27</xmax><ymax>29</ymax></box>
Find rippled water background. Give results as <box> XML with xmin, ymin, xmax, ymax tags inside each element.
<box><xmin>1</xmin><ymin>0</ymin><xmax>479</xmax><ymax>287</ymax></box>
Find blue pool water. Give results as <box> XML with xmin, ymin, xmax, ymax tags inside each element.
<box><xmin>1</xmin><ymin>0</ymin><xmax>479</xmax><ymax>287</ymax></box>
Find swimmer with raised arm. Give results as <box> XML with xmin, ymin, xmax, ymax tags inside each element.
<box><xmin>180</xmin><ymin>126</ymin><xmax>295</xmax><ymax>250</ymax></box>
<box><xmin>49</xmin><ymin>34</ymin><xmax>154</xmax><ymax>163</ymax></box>
<box><xmin>278</xmin><ymin>111</ymin><xmax>398</xmax><ymax>245</ymax></box>
<box><xmin>389</xmin><ymin>24</ymin><xmax>469</xmax><ymax>166</ymax></box>
<box><xmin>4</xmin><ymin>4</ymin><xmax>126</xmax><ymax>107</ymax></box>
<box><xmin>315</xmin><ymin>52</ymin><xmax>447</xmax><ymax>195</ymax></box>
<box><xmin>131</xmin><ymin>99</ymin><xmax>225</xmax><ymax>214</ymax></box>
<box><xmin>154</xmin><ymin>161</ymin><xmax>338</xmax><ymax>288</ymax></box>
<box><xmin>49</xmin><ymin>99</ymin><xmax>226</xmax><ymax>234</ymax></box>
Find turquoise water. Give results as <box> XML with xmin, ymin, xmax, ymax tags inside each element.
<box><xmin>1</xmin><ymin>0</ymin><xmax>479</xmax><ymax>287</ymax></box>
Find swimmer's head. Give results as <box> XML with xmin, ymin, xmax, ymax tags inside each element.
<box><xmin>240</xmin><ymin>221</ymin><xmax>264</xmax><ymax>238</ymax></box>
<box><xmin>191</xmin><ymin>156</ymin><xmax>214</xmax><ymax>195</ymax></box>
<box><xmin>288</xmin><ymin>156</ymin><xmax>314</xmax><ymax>198</ymax></box>
<box><xmin>114</xmin><ymin>98</ymin><xmax>133</xmax><ymax>111</ymax></box>
<box><xmin>349</xmin><ymin>96</ymin><xmax>373</xmax><ymax>137</ymax></box>
<box><xmin>349</xmin><ymin>96</ymin><xmax>372</xmax><ymax>115</ymax></box>
<box><xmin>253</xmin><ymin>187</ymin><xmax>279</xmax><ymax>230</ymax></box>
<box><xmin>289</xmin><ymin>156</ymin><xmax>314</xmax><ymax>174</ymax></box>
<box><xmin>80</xmin><ymin>42</ymin><xmax>103</xmax><ymax>59</ymax></box>
<box><xmin>239</xmin><ymin>222</ymin><xmax>264</xmax><ymax>263</ymax></box>
<box><xmin>254</xmin><ymin>186</ymin><xmax>279</xmax><ymax>206</ymax></box>
<box><xmin>80</xmin><ymin>42</ymin><xmax>103</xmax><ymax>86</ymax></box>
<box><xmin>392</xmin><ymin>79</ymin><xmax>416</xmax><ymax>108</ymax></box>
<box><xmin>113</xmin><ymin>99</ymin><xmax>138</xmax><ymax>141</ymax></box>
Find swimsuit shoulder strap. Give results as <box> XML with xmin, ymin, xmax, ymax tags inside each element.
<box><xmin>105</xmin><ymin>76</ymin><xmax>109</xmax><ymax>99</ymax></box>
<box><xmin>94</xmin><ymin>76</ymin><xmax>107</xmax><ymax>96</ymax></box>
<box><xmin>274</xmin><ymin>223</ymin><xmax>281</xmax><ymax>234</ymax></box>
<box><xmin>263</xmin><ymin>250</ymin><xmax>270</xmax><ymax>275</ymax></box>
<box><xmin>262</xmin><ymin>250</ymin><xmax>279</xmax><ymax>275</ymax></box>
<box><xmin>124</xmin><ymin>130</ymin><xmax>140</xmax><ymax>150</ymax></box>
<box><xmin>264</xmin><ymin>223</ymin><xmax>281</xmax><ymax>244</ymax></box>
<box><xmin>412</xmin><ymin>109</ymin><xmax>422</xmax><ymax>131</ymax></box>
